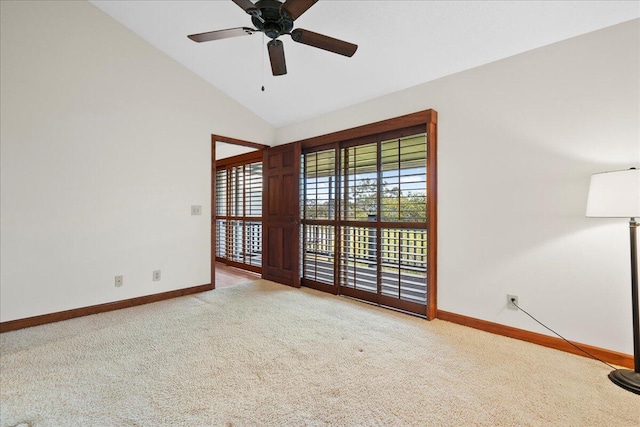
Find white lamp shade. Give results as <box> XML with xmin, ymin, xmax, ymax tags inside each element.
<box><xmin>586</xmin><ymin>168</ymin><xmax>640</xmax><ymax>218</ymax></box>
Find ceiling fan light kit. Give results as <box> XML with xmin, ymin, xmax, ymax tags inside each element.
<box><xmin>187</xmin><ymin>0</ymin><xmax>358</xmax><ymax>76</ymax></box>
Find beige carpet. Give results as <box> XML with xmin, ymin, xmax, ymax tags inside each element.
<box><xmin>1</xmin><ymin>280</ymin><xmax>638</xmax><ymax>426</ymax></box>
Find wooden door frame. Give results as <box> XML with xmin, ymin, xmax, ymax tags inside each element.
<box><xmin>211</xmin><ymin>135</ymin><xmax>269</xmax><ymax>289</ymax></box>
<box><xmin>295</xmin><ymin>109</ymin><xmax>438</xmax><ymax>319</ymax></box>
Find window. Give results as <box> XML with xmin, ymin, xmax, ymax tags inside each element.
<box><xmin>215</xmin><ymin>154</ymin><xmax>263</xmax><ymax>273</ymax></box>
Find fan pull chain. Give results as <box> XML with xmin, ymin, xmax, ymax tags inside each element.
<box><xmin>261</xmin><ymin>33</ymin><xmax>265</xmax><ymax>92</ymax></box>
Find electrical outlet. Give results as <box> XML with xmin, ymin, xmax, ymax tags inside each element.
<box><xmin>153</xmin><ymin>270</ymin><xmax>161</xmax><ymax>281</ymax></box>
<box><xmin>191</xmin><ymin>205</ymin><xmax>202</xmax><ymax>216</ymax></box>
<box><xmin>115</xmin><ymin>275</ymin><xmax>123</xmax><ymax>287</ymax></box>
<box><xmin>507</xmin><ymin>294</ymin><xmax>518</xmax><ymax>310</ymax></box>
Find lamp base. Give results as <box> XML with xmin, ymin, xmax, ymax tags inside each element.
<box><xmin>609</xmin><ymin>369</ymin><xmax>640</xmax><ymax>395</ymax></box>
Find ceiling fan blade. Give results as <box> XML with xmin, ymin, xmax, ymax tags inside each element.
<box><xmin>290</xmin><ymin>29</ymin><xmax>358</xmax><ymax>57</ymax></box>
<box><xmin>188</xmin><ymin>27</ymin><xmax>256</xmax><ymax>43</ymax></box>
<box><xmin>281</xmin><ymin>0</ymin><xmax>318</xmax><ymax>20</ymax></box>
<box><xmin>267</xmin><ymin>39</ymin><xmax>287</xmax><ymax>76</ymax></box>
<box><xmin>232</xmin><ymin>0</ymin><xmax>259</xmax><ymax>14</ymax></box>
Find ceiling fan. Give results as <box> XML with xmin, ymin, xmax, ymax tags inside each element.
<box><xmin>187</xmin><ymin>0</ymin><xmax>358</xmax><ymax>76</ymax></box>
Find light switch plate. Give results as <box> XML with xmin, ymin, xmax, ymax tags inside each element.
<box><xmin>191</xmin><ymin>205</ymin><xmax>202</xmax><ymax>215</ymax></box>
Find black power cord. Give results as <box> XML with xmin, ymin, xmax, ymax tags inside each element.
<box><xmin>510</xmin><ymin>298</ymin><xmax>617</xmax><ymax>370</ymax></box>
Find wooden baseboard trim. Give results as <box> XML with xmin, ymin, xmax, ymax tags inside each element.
<box><xmin>0</xmin><ymin>283</ymin><xmax>213</xmax><ymax>333</ymax></box>
<box><xmin>437</xmin><ymin>310</ymin><xmax>633</xmax><ymax>369</ymax></box>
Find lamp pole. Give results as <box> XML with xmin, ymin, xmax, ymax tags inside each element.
<box><xmin>608</xmin><ymin>217</ymin><xmax>640</xmax><ymax>394</ymax></box>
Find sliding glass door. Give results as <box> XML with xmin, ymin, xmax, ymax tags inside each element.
<box><xmin>302</xmin><ymin>132</ymin><xmax>430</xmax><ymax>315</ymax></box>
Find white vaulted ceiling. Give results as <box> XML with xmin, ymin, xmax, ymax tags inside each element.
<box><xmin>90</xmin><ymin>1</ymin><xmax>639</xmax><ymax>128</ymax></box>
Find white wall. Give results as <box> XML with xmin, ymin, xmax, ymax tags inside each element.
<box><xmin>0</xmin><ymin>1</ymin><xmax>275</xmax><ymax>322</ymax></box>
<box><xmin>276</xmin><ymin>20</ymin><xmax>640</xmax><ymax>355</ymax></box>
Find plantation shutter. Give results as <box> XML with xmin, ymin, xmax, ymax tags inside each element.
<box><xmin>379</xmin><ymin>135</ymin><xmax>428</xmax><ymax>304</ymax></box>
<box><xmin>215</xmin><ymin>169</ymin><xmax>227</xmax><ymax>259</ymax></box>
<box><xmin>302</xmin><ymin>149</ymin><xmax>336</xmax><ymax>285</ymax></box>
<box><xmin>245</xmin><ymin>162</ymin><xmax>262</xmax><ymax>268</ymax></box>
<box><xmin>215</xmin><ymin>156</ymin><xmax>263</xmax><ymax>273</ymax></box>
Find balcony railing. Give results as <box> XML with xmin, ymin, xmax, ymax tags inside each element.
<box><xmin>216</xmin><ymin>220</ymin><xmax>262</xmax><ymax>268</ymax></box>
<box><xmin>303</xmin><ymin>224</ymin><xmax>427</xmax><ymax>304</ymax></box>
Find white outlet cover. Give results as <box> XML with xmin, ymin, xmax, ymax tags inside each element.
<box><xmin>191</xmin><ymin>205</ymin><xmax>202</xmax><ymax>215</ymax></box>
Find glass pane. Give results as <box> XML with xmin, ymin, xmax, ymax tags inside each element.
<box><xmin>215</xmin><ymin>169</ymin><xmax>227</xmax><ymax>216</ymax></box>
<box><xmin>381</xmin><ymin>134</ymin><xmax>427</xmax><ymax>222</ymax></box>
<box><xmin>246</xmin><ymin>162</ymin><xmax>262</xmax><ymax>217</ymax></box>
<box><xmin>380</xmin><ymin>227</ymin><xmax>427</xmax><ymax>304</ymax></box>
<box><xmin>341</xmin><ymin>143</ymin><xmax>378</xmax><ymax>220</ymax></box>
<box><xmin>216</xmin><ymin>220</ymin><xmax>226</xmax><ymax>258</ymax></box>
<box><xmin>304</xmin><ymin>150</ymin><xmax>336</xmax><ymax>220</ymax></box>
<box><xmin>244</xmin><ymin>221</ymin><xmax>262</xmax><ymax>267</ymax></box>
<box><xmin>303</xmin><ymin>224</ymin><xmax>335</xmax><ymax>284</ymax></box>
<box><xmin>228</xmin><ymin>220</ymin><xmax>243</xmax><ymax>262</ymax></box>
<box><xmin>229</xmin><ymin>166</ymin><xmax>244</xmax><ymax>216</ymax></box>
<box><xmin>339</xmin><ymin>226</ymin><xmax>378</xmax><ymax>293</ymax></box>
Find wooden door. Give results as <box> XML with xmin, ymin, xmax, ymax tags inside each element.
<box><xmin>262</xmin><ymin>143</ymin><xmax>301</xmax><ymax>287</ymax></box>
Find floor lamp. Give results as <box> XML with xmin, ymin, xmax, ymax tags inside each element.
<box><xmin>586</xmin><ymin>167</ymin><xmax>640</xmax><ymax>394</ymax></box>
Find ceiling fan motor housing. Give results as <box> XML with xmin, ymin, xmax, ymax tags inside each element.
<box><xmin>252</xmin><ymin>0</ymin><xmax>294</xmax><ymax>39</ymax></box>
